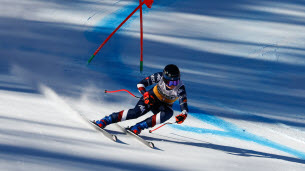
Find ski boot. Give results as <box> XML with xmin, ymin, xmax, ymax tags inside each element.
<box><xmin>130</xmin><ymin>121</ymin><xmax>149</xmax><ymax>135</ymax></box>
<box><xmin>93</xmin><ymin>116</ymin><xmax>112</xmax><ymax>129</ymax></box>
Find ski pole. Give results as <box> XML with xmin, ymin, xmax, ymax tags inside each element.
<box><xmin>88</xmin><ymin>0</ymin><xmax>147</xmax><ymax>64</ymax></box>
<box><xmin>105</xmin><ymin>89</ymin><xmax>140</xmax><ymax>98</ymax></box>
<box><xmin>149</xmin><ymin>122</ymin><xmax>176</xmax><ymax>133</ymax></box>
<box><xmin>139</xmin><ymin>0</ymin><xmax>144</xmax><ymax>72</ymax></box>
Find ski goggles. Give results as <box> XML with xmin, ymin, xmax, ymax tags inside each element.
<box><xmin>164</xmin><ymin>79</ymin><xmax>180</xmax><ymax>86</ymax></box>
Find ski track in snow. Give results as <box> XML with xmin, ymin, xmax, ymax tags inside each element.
<box><xmin>86</xmin><ymin>0</ymin><xmax>305</xmax><ymax>161</ymax></box>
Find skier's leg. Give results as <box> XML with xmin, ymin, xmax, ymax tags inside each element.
<box><xmin>130</xmin><ymin>105</ymin><xmax>173</xmax><ymax>134</ymax></box>
<box><xmin>95</xmin><ymin>98</ymin><xmax>150</xmax><ymax>128</ymax></box>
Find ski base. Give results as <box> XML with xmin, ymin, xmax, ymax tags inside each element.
<box><xmin>126</xmin><ymin>129</ymin><xmax>155</xmax><ymax>148</ymax></box>
<box><xmin>80</xmin><ymin>113</ymin><xmax>117</xmax><ymax>142</ymax></box>
<box><xmin>115</xmin><ymin>123</ymin><xmax>154</xmax><ymax>149</ymax></box>
<box><xmin>89</xmin><ymin>120</ymin><xmax>117</xmax><ymax>142</ymax></box>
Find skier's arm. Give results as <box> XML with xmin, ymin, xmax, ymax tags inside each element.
<box><xmin>176</xmin><ymin>85</ymin><xmax>188</xmax><ymax>124</ymax></box>
<box><xmin>137</xmin><ymin>72</ymin><xmax>163</xmax><ymax>95</ymax></box>
<box><xmin>178</xmin><ymin>85</ymin><xmax>188</xmax><ymax>114</ymax></box>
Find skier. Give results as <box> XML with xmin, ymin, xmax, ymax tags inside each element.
<box><xmin>94</xmin><ymin>64</ymin><xmax>188</xmax><ymax>135</ymax></box>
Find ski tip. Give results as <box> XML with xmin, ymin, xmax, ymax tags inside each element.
<box><xmin>112</xmin><ymin>135</ymin><xmax>118</xmax><ymax>142</ymax></box>
<box><xmin>148</xmin><ymin>142</ymin><xmax>154</xmax><ymax>148</ymax></box>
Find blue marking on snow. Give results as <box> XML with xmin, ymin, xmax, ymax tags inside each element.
<box><xmin>93</xmin><ymin>2</ymin><xmax>140</xmax><ymax>33</ymax></box>
<box><xmin>171</xmin><ymin>112</ymin><xmax>305</xmax><ymax>160</ymax></box>
<box><xmin>92</xmin><ymin>0</ymin><xmax>178</xmax><ymax>33</ymax></box>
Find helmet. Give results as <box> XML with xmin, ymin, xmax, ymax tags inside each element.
<box><xmin>163</xmin><ymin>64</ymin><xmax>180</xmax><ymax>86</ymax></box>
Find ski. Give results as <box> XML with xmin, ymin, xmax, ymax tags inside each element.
<box><xmin>80</xmin><ymin>114</ymin><xmax>117</xmax><ymax>142</ymax></box>
<box><xmin>114</xmin><ymin>123</ymin><xmax>154</xmax><ymax>149</ymax></box>
<box><xmin>114</xmin><ymin>123</ymin><xmax>128</xmax><ymax>133</ymax></box>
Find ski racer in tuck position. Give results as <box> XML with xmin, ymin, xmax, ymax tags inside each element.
<box><xmin>94</xmin><ymin>64</ymin><xmax>189</xmax><ymax>135</ymax></box>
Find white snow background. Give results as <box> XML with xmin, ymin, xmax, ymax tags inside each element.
<box><xmin>1</xmin><ymin>0</ymin><xmax>305</xmax><ymax>170</ymax></box>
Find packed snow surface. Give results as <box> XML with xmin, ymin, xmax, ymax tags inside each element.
<box><xmin>1</xmin><ymin>0</ymin><xmax>305</xmax><ymax>170</ymax></box>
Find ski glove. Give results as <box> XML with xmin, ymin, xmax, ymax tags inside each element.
<box><xmin>175</xmin><ymin>114</ymin><xmax>187</xmax><ymax>124</ymax></box>
<box><xmin>143</xmin><ymin>92</ymin><xmax>155</xmax><ymax>106</ymax></box>
<box><xmin>144</xmin><ymin>0</ymin><xmax>154</xmax><ymax>8</ymax></box>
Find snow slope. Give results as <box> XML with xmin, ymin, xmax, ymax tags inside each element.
<box><xmin>1</xmin><ymin>0</ymin><xmax>305</xmax><ymax>170</ymax></box>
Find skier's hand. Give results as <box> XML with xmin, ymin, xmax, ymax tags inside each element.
<box><xmin>175</xmin><ymin>114</ymin><xmax>187</xmax><ymax>124</ymax></box>
<box><xmin>143</xmin><ymin>92</ymin><xmax>155</xmax><ymax>106</ymax></box>
<box><xmin>138</xmin><ymin>86</ymin><xmax>146</xmax><ymax>95</ymax></box>
<box><xmin>144</xmin><ymin>0</ymin><xmax>154</xmax><ymax>8</ymax></box>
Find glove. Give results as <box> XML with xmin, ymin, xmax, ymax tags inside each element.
<box><xmin>144</xmin><ymin>0</ymin><xmax>154</xmax><ymax>8</ymax></box>
<box><xmin>143</xmin><ymin>92</ymin><xmax>155</xmax><ymax>106</ymax></box>
<box><xmin>175</xmin><ymin>113</ymin><xmax>187</xmax><ymax>124</ymax></box>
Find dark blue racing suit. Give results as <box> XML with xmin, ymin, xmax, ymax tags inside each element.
<box><xmin>108</xmin><ymin>72</ymin><xmax>188</xmax><ymax>128</ymax></box>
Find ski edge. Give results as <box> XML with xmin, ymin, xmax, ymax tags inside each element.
<box><xmin>114</xmin><ymin>123</ymin><xmax>154</xmax><ymax>149</ymax></box>
<box><xmin>80</xmin><ymin>114</ymin><xmax>117</xmax><ymax>142</ymax></box>
<box><xmin>126</xmin><ymin>129</ymin><xmax>155</xmax><ymax>149</ymax></box>
<box><xmin>114</xmin><ymin>123</ymin><xmax>127</xmax><ymax>133</ymax></box>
